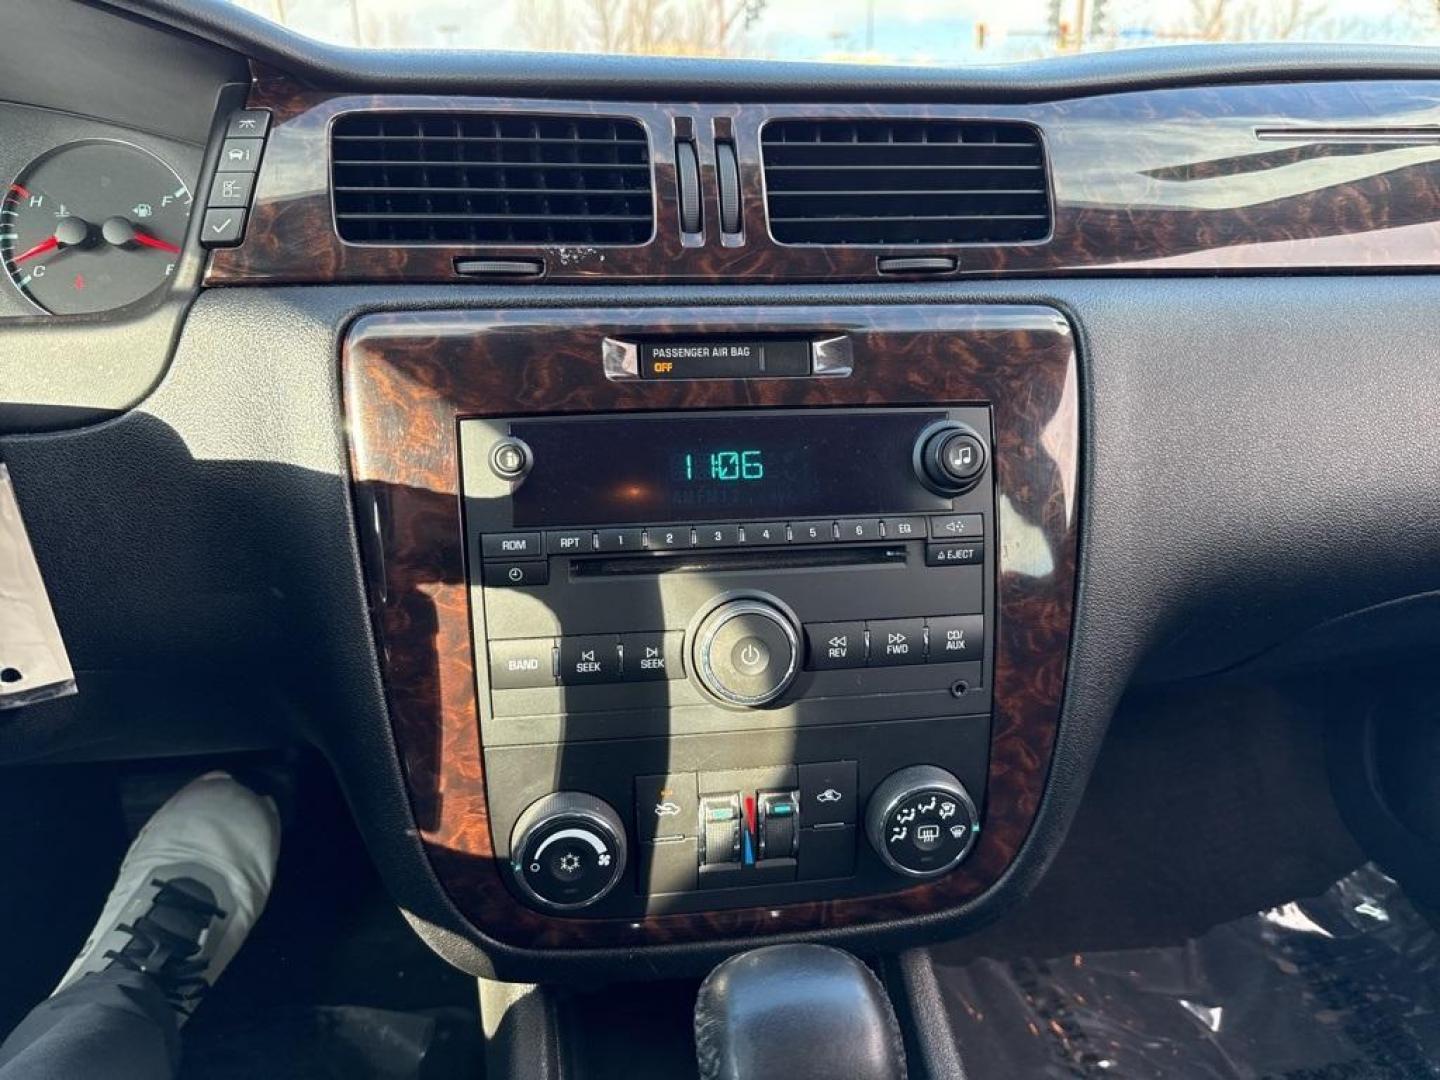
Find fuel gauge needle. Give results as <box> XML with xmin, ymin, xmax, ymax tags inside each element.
<box><xmin>132</xmin><ymin>231</ymin><xmax>180</xmax><ymax>255</ymax></box>
<box><xmin>11</xmin><ymin>235</ymin><xmax>58</xmax><ymax>263</ymax></box>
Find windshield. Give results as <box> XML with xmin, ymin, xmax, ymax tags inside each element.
<box><xmin>229</xmin><ymin>1</ymin><xmax>1440</xmax><ymax>62</ymax></box>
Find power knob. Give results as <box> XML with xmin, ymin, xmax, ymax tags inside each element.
<box><xmin>509</xmin><ymin>792</ymin><xmax>628</xmax><ymax>912</ymax></box>
<box><xmin>913</xmin><ymin>421</ymin><xmax>989</xmax><ymax>496</ymax></box>
<box><xmin>688</xmin><ymin>595</ymin><xmax>800</xmax><ymax>708</ymax></box>
<box><xmin>865</xmin><ymin>765</ymin><xmax>979</xmax><ymax>879</ymax></box>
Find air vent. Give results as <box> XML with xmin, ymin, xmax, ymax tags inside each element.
<box><xmin>762</xmin><ymin>119</ymin><xmax>1049</xmax><ymax>245</ymax></box>
<box><xmin>331</xmin><ymin>112</ymin><xmax>654</xmax><ymax>245</ymax></box>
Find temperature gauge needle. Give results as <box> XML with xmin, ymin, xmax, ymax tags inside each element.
<box><xmin>11</xmin><ymin>236</ymin><xmax>58</xmax><ymax>264</ymax></box>
<box><xmin>132</xmin><ymin>231</ymin><xmax>180</xmax><ymax>255</ymax></box>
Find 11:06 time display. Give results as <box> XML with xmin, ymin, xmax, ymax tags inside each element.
<box><xmin>678</xmin><ymin>449</ymin><xmax>765</xmax><ymax>482</ymax></box>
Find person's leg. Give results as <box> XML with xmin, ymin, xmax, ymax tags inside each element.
<box><xmin>0</xmin><ymin>967</ymin><xmax>179</xmax><ymax>1079</ymax></box>
<box><xmin>0</xmin><ymin>772</ymin><xmax>280</xmax><ymax>1080</ymax></box>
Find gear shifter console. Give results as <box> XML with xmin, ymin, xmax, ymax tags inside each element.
<box><xmin>695</xmin><ymin>944</ymin><xmax>906</xmax><ymax>1080</ymax></box>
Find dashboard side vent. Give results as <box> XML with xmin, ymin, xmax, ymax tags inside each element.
<box><xmin>762</xmin><ymin>119</ymin><xmax>1050</xmax><ymax>245</ymax></box>
<box><xmin>331</xmin><ymin>112</ymin><xmax>654</xmax><ymax>245</ymax></box>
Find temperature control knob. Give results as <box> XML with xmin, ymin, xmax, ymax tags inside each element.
<box><xmin>689</xmin><ymin>595</ymin><xmax>800</xmax><ymax>707</ymax></box>
<box><xmin>865</xmin><ymin>766</ymin><xmax>979</xmax><ymax>878</ymax></box>
<box><xmin>914</xmin><ymin>421</ymin><xmax>989</xmax><ymax>496</ymax></box>
<box><xmin>509</xmin><ymin>792</ymin><xmax>628</xmax><ymax>911</ymax></box>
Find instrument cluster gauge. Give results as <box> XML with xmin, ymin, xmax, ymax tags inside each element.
<box><xmin>1</xmin><ymin>141</ymin><xmax>192</xmax><ymax>316</ymax></box>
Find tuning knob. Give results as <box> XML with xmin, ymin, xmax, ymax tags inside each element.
<box><xmin>689</xmin><ymin>595</ymin><xmax>800</xmax><ymax>708</ymax></box>
<box><xmin>865</xmin><ymin>765</ymin><xmax>979</xmax><ymax>878</ymax></box>
<box><xmin>509</xmin><ymin>792</ymin><xmax>628</xmax><ymax>911</ymax></box>
<box><xmin>914</xmin><ymin>421</ymin><xmax>989</xmax><ymax>496</ymax></box>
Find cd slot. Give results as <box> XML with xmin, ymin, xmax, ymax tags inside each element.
<box><xmin>571</xmin><ymin>545</ymin><xmax>908</xmax><ymax>578</ymax></box>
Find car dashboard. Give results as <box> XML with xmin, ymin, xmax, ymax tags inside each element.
<box><xmin>4</xmin><ymin>0</ymin><xmax>1440</xmax><ymax>990</ymax></box>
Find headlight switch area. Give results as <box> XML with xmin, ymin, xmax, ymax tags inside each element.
<box><xmin>342</xmin><ymin>303</ymin><xmax>1078</xmax><ymax>949</ymax></box>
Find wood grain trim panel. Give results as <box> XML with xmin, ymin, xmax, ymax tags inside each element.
<box><xmin>343</xmin><ymin>304</ymin><xmax>1078</xmax><ymax>948</ymax></box>
<box><xmin>208</xmin><ymin>72</ymin><xmax>1440</xmax><ymax>285</ymax></box>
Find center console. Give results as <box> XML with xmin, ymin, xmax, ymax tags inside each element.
<box><xmin>462</xmin><ymin>405</ymin><xmax>995</xmax><ymax>916</ymax></box>
<box><xmin>343</xmin><ymin>304</ymin><xmax>1077</xmax><ymax>953</ymax></box>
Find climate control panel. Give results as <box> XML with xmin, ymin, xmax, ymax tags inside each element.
<box><xmin>506</xmin><ymin>762</ymin><xmax>978</xmax><ymax>914</ymax></box>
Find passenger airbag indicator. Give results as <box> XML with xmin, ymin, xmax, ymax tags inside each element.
<box><xmin>640</xmin><ymin>340</ymin><xmax>811</xmax><ymax>379</ymax></box>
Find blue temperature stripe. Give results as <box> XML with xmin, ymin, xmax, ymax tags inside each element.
<box><xmin>742</xmin><ymin>824</ymin><xmax>755</xmax><ymax>866</ymax></box>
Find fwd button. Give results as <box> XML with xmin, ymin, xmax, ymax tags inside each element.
<box><xmin>867</xmin><ymin>618</ymin><xmax>927</xmax><ymax>666</ymax></box>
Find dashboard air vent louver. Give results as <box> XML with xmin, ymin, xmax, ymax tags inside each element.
<box><xmin>331</xmin><ymin>112</ymin><xmax>654</xmax><ymax>245</ymax></box>
<box><xmin>762</xmin><ymin>119</ymin><xmax>1050</xmax><ymax>245</ymax></box>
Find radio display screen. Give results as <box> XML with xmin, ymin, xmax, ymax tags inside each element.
<box><xmin>507</xmin><ymin>410</ymin><xmax>955</xmax><ymax>526</ymax></box>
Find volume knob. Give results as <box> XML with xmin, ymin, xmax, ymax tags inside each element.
<box><xmin>689</xmin><ymin>595</ymin><xmax>800</xmax><ymax>708</ymax></box>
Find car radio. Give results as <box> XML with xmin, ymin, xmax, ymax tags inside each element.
<box><xmin>459</xmin><ymin>406</ymin><xmax>996</xmax><ymax>916</ymax></box>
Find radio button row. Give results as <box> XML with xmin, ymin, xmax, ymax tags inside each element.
<box><xmin>482</xmin><ymin>532</ymin><xmax>542</xmax><ymax>560</ymax></box>
<box><xmin>488</xmin><ymin>638</ymin><xmax>556</xmax><ymax>690</ymax></box>
<box><xmin>929</xmin><ymin>514</ymin><xmax>983</xmax><ymax>539</ymax></box>
<box><xmin>928</xmin><ymin>615</ymin><xmax>983</xmax><ymax>662</ymax></box>
<box><xmin>559</xmin><ymin>635</ymin><xmax>622</xmax><ymax>684</ymax></box>
<box><xmin>868</xmin><ymin>618</ymin><xmax>927</xmax><ymax>666</ymax></box>
<box><xmin>805</xmin><ymin>621</ymin><xmax>867</xmax><ymax>670</ymax></box>
<box><xmin>620</xmin><ymin>631</ymin><xmax>684</xmax><ymax>681</ymax></box>
<box><xmin>547</xmin><ymin>529</ymin><xmax>595</xmax><ymax>555</ymax></box>
<box><xmin>925</xmin><ymin>541</ymin><xmax>984</xmax><ymax>566</ymax></box>
<box><xmin>742</xmin><ymin>522</ymin><xmax>786</xmax><ymax>545</ymax></box>
<box><xmin>482</xmin><ymin>561</ymin><xmax>549</xmax><ymax>588</ymax></box>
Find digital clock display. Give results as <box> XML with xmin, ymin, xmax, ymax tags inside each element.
<box><xmin>508</xmin><ymin>410</ymin><xmax>953</xmax><ymax>527</ymax></box>
<box><xmin>679</xmin><ymin>449</ymin><xmax>765</xmax><ymax>483</ymax></box>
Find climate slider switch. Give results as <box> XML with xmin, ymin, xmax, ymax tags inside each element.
<box><xmin>757</xmin><ymin>790</ymin><xmax>800</xmax><ymax>860</ymax></box>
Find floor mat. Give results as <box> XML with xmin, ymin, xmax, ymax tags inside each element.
<box><xmin>936</xmin><ymin>865</ymin><xmax>1440</xmax><ymax>1078</ymax></box>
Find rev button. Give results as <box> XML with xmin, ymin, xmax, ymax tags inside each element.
<box><xmin>805</xmin><ymin>621</ymin><xmax>866</xmax><ymax>670</ymax></box>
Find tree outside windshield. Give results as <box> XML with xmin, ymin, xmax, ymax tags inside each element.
<box><xmin>231</xmin><ymin>0</ymin><xmax>1440</xmax><ymax>62</ymax></box>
